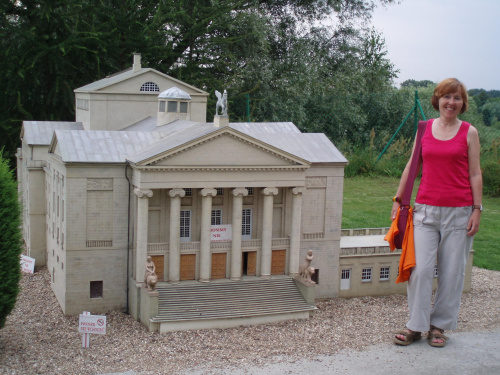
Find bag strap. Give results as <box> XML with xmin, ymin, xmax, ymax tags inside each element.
<box><xmin>401</xmin><ymin>120</ymin><xmax>427</xmax><ymax>207</ymax></box>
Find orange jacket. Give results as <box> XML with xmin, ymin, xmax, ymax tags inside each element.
<box><xmin>384</xmin><ymin>206</ymin><xmax>415</xmax><ymax>283</ymax></box>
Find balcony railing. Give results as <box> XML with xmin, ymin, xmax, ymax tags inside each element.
<box><xmin>147</xmin><ymin>238</ymin><xmax>290</xmax><ymax>253</ymax></box>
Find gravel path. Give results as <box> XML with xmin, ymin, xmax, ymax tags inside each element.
<box><xmin>1</xmin><ymin>266</ymin><xmax>499</xmax><ymax>375</ymax></box>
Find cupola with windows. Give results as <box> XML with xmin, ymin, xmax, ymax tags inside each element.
<box><xmin>157</xmin><ymin>87</ymin><xmax>192</xmax><ymax>126</ymax></box>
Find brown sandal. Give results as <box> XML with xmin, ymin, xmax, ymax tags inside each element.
<box><xmin>393</xmin><ymin>329</ymin><xmax>422</xmax><ymax>346</ymax></box>
<box><xmin>427</xmin><ymin>325</ymin><xmax>448</xmax><ymax>347</ymax></box>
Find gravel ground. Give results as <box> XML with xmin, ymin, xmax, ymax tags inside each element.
<box><xmin>1</xmin><ymin>266</ymin><xmax>499</xmax><ymax>375</ymax></box>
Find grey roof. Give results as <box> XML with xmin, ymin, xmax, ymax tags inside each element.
<box><xmin>231</xmin><ymin>122</ymin><xmax>301</xmax><ymax>134</ymax></box>
<box><xmin>127</xmin><ymin>122</ymin><xmax>346</xmax><ymax>165</ymax></box>
<box><xmin>75</xmin><ymin>68</ymin><xmax>138</xmax><ymax>92</ymax></box>
<box><xmin>158</xmin><ymin>87</ymin><xmax>191</xmax><ymax>100</ymax></box>
<box><xmin>127</xmin><ymin>124</ymin><xmax>218</xmax><ymax>164</ymax></box>
<box><xmin>53</xmin><ymin>130</ymin><xmax>170</xmax><ymax>163</ymax></box>
<box><xmin>245</xmin><ymin>132</ymin><xmax>347</xmax><ymax>164</ymax></box>
<box><xmin>122</xmin><ymin>118</ymin><xmax>201</xmax><ymax>133</ymax></box>
<box><xmin>22</xmin><ymin>121</ymin><xmax>84</xmax><ymax>146</ymax></box>
<box><xmin>50</xmin><ymin>120</ymin><xmax>346</xmax><ymax>165</ymax></box>
<box><xmin>74</xmin><ymin>68</ymin><xmax>208</xmax><ymax>95</ymax></box>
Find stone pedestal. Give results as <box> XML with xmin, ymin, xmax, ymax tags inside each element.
<box><xmin>294</xmin><ymin>277</ymin><xmax>316</xmax><ymax>310</ymax></box>
<box><xmin>140</xmin><ymin>285</ymin><xmax>159</xmax><ymax>332</ymax></box>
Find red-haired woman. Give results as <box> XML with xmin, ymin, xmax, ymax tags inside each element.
<box><xmin>392</xmin><ymin>78</ymin><xmax>482</xmax><ymax>347</ymax></box>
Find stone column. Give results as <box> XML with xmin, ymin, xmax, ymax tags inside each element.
<box><xmin>134</xmin><ymin>188</ymin><xmax>153</xmax><ymax>283</ymax></box>
<box><xmin>261</xmin><ymin>187</ymin><xmax>278</xmax><ymax>279</ymax></box>
<box><xmin>199</xmin><ymin>188</ymin><xmax>217</xmax><ymax>282</ymax></box>
<box><xmin>289</xmin><ymin>187</ymin><xmax>306</xmax><ymax>276</ymax></box>
<box><xmin>169</xmin><ymin>188</ymin><xmax>185</xmax><ymax>283</ymax></box>
<box><xmin>231</xmin><ymin>188</ymin><xmax>248</xmax><ymax>280</ymax></box>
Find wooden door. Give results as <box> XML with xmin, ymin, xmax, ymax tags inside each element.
<box><xmin>151</xmin><ymin>255</ymin><xmax>164</xmax><ymax>281</ymax></box>
<box><xmin>180</xmin><ymin>254</ymin><xmax>196</xmax><ymax>280</ymax></box>
<box><xmin>243</xmin><ymin>251</ymin><xmax>257</xmax><ymax>276</ymax></box>
<box><xmin>271</xmin><ymin>249</ymin><xmax>286</xmax><ymax>275</ymax></box>
<box><xmin>211</xmin><ymin>253</ymin><xmax>227</xmax><ymax>279</ymax></box>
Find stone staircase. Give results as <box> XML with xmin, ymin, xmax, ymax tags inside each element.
<box><xmin>151</xmin><ymin>277</ymin><xmax>316</xmax><ymax>332</ymax></box>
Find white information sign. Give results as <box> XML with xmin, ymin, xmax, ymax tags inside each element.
<box><xmin>20</xmin><ymin>255</ymin><xmax>35</xmax><ymax>273</ymax></box>
<box><xmin>78</xmin><ymin>314</ymin><xmax>107</xmax><ymax>335</ymax></box>
<box><xmin>210</xmin><ymin>224</ymin><xmax>232</xmax><ymax>242</ymax></box>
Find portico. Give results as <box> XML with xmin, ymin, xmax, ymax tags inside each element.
<box><xmin>131</xmin><ymin>182</ymin><xmax>306</xmax><ymax>285</ymax></box>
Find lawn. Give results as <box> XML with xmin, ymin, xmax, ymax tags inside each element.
<box><xmin>342</xmin><ymin>176</ymin><xmax>500</xmax><ymax>271</ymax></box>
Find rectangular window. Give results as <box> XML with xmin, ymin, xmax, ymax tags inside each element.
<box><xmin>180</xmin><ymin>210</ymin><xmax>191</xmax><ymax>241</ymax></box>
<box><xmin>380</xmin><ymin>267</ymin><xmax>390</xmax><ymax>281</ymax></box>
<box><xmin>179</xmin><ymin>102</ymin><xmax>188</xmax><ymax>113</ymax></box>
<box><xmin>362</xmin><ymin>268</ymin><xmax>372</xmax><ymax>282</ymax></box>
<box><xmin>216</xmin><ymin>188</ymin><xmax>224</xmax><ymax>196</ymax></box>
<box><xmin>167</xmin><ymin>101</ymin><xmax>177</xmax><ymax>113</ymax></box>
<box><xmin>159</xmin><ymin>101</ymin><xmax>166</xmax><ymax>112</ymax></box>
<box><xmin>211</xmin><ymin>209</ymin><xmax>222</xmax><ymax>225</ymax></box>
<box><xmin>340</xmin><ymin>269</ymin><xmax>351</xmax><ymax>290</ymax></box>
<box><xmin>242</xmin><ymin>209</ymin><xmax>252</xmax><ymax>239</ymax></box>
<box><xmin>246</xmin><ymin>187</ymin><xmax>254</xmax><ymax>195</ymax></box>
<box><xmin>90</xmin><ymin>281</ymin><xmax>103</xmax><ymax>298</ymax></box>
<box><xmin>184</xmin><ymin>188</ymin><xmax>192</xmax><ymax>196</ymax></box>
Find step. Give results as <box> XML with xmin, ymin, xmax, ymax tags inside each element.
<box><xmin>151</xmin><ymin>277</ymin><xmax>316</xmax><ymax>323</ymax></box>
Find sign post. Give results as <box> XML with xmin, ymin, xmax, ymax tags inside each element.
<box><xmin>20</xmin><ymin>255</ymin><xmax>35</xmax><ymax>273</ymax></box>
<box><xmin>79</xmin><ymin>312</ymin><xmax>107</xmax><ymax>347</ymax></box>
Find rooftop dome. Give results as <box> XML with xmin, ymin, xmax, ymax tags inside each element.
<box><xmin>158</xmin><ymin>87</ymin><xmax>191</xmax><ymax>100</ymax></box>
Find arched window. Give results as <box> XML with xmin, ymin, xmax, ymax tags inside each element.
<box><xmin>140</xmin><ymin>82</ymin><xmax>160</xmax><ymax>92</ymax></box>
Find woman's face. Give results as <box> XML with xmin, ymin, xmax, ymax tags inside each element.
<box><xmin>438</xmin><ymin>91</ymin><xmax>463</xmax><ymax>119</ymax></box>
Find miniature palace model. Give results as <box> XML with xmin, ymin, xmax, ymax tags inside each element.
<box><xmin>17</xmin><ymin>54</ymin><xmax>472</xmax><ymax>332</ymax></box>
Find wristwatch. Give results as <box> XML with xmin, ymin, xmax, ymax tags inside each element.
<box><xmin>473</xmin><ymin>204</ymin><xmax>483</xmax><ymax>212</ymax></box>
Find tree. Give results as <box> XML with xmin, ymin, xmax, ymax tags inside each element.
<box><xmin>400</xmin><ymin>79</ymin><xmax>434</xmax><ymax>88</ymax></box>
<box><xmin>0</xmin><ymin>151</ymin><xmax>22</xmax><ymax>329</ymax></box>
<box><xmin>0</xmin><ymin>0</ymin><xmax>397</xmax><ymax>165</ymax></box>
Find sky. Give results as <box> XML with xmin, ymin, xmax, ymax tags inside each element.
<box><xmin>370</xmin><ymin>0</ymin><xmax>500</xmax><ymax>90</ymax></box>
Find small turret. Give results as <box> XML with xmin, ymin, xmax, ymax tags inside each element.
<box><xmin>157</xmin><ymin>87</ymin><xmax>192</xmax><ymax>126</ymax></box>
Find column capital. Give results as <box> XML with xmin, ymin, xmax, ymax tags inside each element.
<box><xmin>200</xmin><ymin>188</ymin><xmax>217</xmax><ymax>197</ymax></box>
<box><xmin>232</xmin><ymin>187</ymin><xmax>248</xmax><ymax>197</ymax></box>
<box><xmin>169</xmin><ymin>188</ymin><xmax>186</xmax><ymax>198</ymax></box>
<box><xmin>134</xmin><ymin>188</ymin><xmax>153</xmax><ymax>198</ymax></box>
<box><xmin>261</xmin><ymin>187</ymin><xmax>278</xmax><ymax>196</ymax></box>
<box><xmin>291</xmin><ymin>187</ymin><xmax>306</xmax><ymax>195</ymax></box>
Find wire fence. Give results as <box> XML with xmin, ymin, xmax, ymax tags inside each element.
<box><xmin>229</xmin><ymin>90</ymin><xmax>500</xmax><ymax>162</ymax></box>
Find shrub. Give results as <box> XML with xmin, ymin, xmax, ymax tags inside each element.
<box><xmin>482</xmin><ymin>160</ymin><xmax>500</xmax><ymax>197</ymax></box>
<box><xmin>0</xmin><ymin>152</ymin><xmax>23</xmax><ymax>329</ymax></box>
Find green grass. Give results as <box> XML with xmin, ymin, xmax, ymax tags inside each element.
<box><xmin>342</xmin><ymin>176</ymin><xmax>500</xmax><ymax>271</ymax></box>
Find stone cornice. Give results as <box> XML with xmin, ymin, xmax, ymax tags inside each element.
<box><xmin>131</xmin><ymin>165</ymin><xmax>309</xmax><ymax>172</ymax></box>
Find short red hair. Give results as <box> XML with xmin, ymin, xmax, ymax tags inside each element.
<box><xmin>431</xmin><ymin>78</ymin><xmax>469</xmax><ymax>113</ymax></box>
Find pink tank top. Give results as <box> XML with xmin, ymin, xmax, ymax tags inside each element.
<box><xmin>416</xmin><ymin>119</ymin><xmax>473</xmax><ymax>207</ymax></box>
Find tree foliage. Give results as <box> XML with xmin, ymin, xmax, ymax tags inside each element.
<box><xmin>0</xmin><ymin>0</ymin><xmax>397</xmax><ymax>164</ymax></box>
<box><xmin>0</xmin><ymin>151</ymin><xmax>22</xmax><ymax>329</ymax></box>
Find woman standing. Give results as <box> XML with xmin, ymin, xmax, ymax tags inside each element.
<box><xmin>392</xmin><ymin>78</ymin><xmax>482</xmax><ymax>347</ymax></box>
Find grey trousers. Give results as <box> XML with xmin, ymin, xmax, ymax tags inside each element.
<box><xmin>406</xmin><ymin>203</ymin><xmax>473</xmax><ymax>332</ymax></box>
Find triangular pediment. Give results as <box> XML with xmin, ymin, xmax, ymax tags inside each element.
<box><xmin>75</xmin><ymin>69</ymin><xmax>208</xmax><ymax>96</ymax></box>
<box><xmin>135</xmin><ymin>128</ymin><xmax>310</xmax><ymax>169</ymax></box>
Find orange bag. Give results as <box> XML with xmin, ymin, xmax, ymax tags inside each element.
<box><xmin>385</xmin><ymin>206</ymin><xmax>415</xmax><ymax>283</ymax></box>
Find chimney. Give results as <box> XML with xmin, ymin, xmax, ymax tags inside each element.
<box><xmin>133</xmin><ymin>53</ymin><xmax>141</xmax><ymax>73</ymax></box>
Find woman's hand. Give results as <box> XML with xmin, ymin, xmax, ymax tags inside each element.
<box><xmin>467</xmin><ymin>210</ymin><xmax>481</xmax><ymax>236</ymax></box>
<box><xmin>391</xmin><ymin>202</ymin><xmax>400</xmax><ymax>221</ymax></box>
